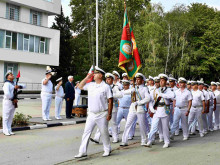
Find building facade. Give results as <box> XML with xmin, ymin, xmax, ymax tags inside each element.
<box><xmin>0</xmin><ymin>0</ymin><xmax>61</xmax><ymax>90</ymax></box>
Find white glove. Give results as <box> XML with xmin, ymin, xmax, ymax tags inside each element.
<box><xmin>150</xmin><ymin>108</ymin><xmax>156</xmax><ymax>113</ymax></box>
<box><xmin>133</xmin><ymin>102</ymin><xmax>138</xmax><ymax>106</ymax></box>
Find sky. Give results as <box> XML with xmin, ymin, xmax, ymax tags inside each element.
<box><xmin>48</xmin><ymin>0</ymin><xmax>220</xmax><ymax>27</ymax></box>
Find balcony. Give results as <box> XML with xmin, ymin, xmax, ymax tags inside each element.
<box><xmin>2</xmin><ymin>0</ymin><xmax>61</xmax><ymax>15</ymax></box>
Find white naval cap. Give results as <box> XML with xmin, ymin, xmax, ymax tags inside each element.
<box><xmin>191</xmin><ymin>81</ymin><xmax>198</xmax><ymax>86</ymax></box>
<box><xmin>178</xmin><ymin>77</ymin><xmax>187</xmax><ymax>83</ymax></box>
<box><xmin>94</xmin><ymin>66</ymin><xmax>106</xmax><ymax>75</ymax></box>
<box><xmin>146</xmin><ymin>78</ymin><xmax>149</xmax><ymax>82</ymax></box>
<box><xmin>56</xmin><ymin>77</ymin><xmax>62</xmax><ymax>82</ymax></box>
<box><xmin>122</xmin><ymin>73</ymin><xmax>128</xmax><ymax>77</ymax></box>
<box><xmin>105</xmin><ymin>73</ymin><xmax>115</xmax><ymax>80</ymax></box>
<box><xmin>197</xmin><ymin>80</ymin><xmax>204</xmax><ymax>85</ymax></box>
<box><xmin>217</xmin><ymin>82</ymin><xmax>220</xmax><ymax>86</ymax></box>
<box><xmin>154</xmin><ymin>76</ymin><xmax>160</xmax><ymax>83</ymax></box>
<box><xmin>121</xmin><ymin>80</ymin><xmax>130</xmax><ymax>84</ymax></box>
<box><xmin>149</xmin><ymin>76</ymin><xmax>154</xmax><ymax>81</ymax></box>
<box><xmin>5</xmin><ymin>70</ymin><xmax>13</xmax><ymax>78</ymax></box>
<box><xmin>158</xmin><ymin>74</ymin><xmax>168</xmax><ymax>80</ymax></box>
<box><xmin>204</xmin><ymin>83</ymin><xmax>209</xmax><ymax>88</ymax></box>
<box><xmin>75</xmin><ymin>81</ymin><xmax>80</xmax><ymax>84</ymax></box>
<box><xmin>112</xmin><ymin>71</ymin><xmax>120</xmax><ymax>78</ymax></box>
<box><xmin>169</xmin><ymin>77</ymin><xmax>177</xmax><ymax>82</ymax></box>
<box><xmin>135</xmin><ymin>73</ymin><xmax>146</xmax><ymax>81</ymax></box>
<box><xmin>45</xmin><ymin>70</ymin><xmax>52</xmax><ymax>75</ymax></box>
<box><xmin>187</xmin><ymin>81</ymin><xmax>191</xmax><ymax>85</ymax></box>
<box><xmin>68</xmin><ymin>75</ymin><xmax>74</xmax><ymax>80</ymax></box>
<box><xmin>211</xmin><ymin>81</ymin><xmax>217</xmax><ymax>86</ymax></box>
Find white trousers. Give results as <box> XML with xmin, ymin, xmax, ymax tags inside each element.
<box><xmin>202</xmin><ymin>113</ymin><xmax>208</xmax><ymax>132</ymax></box>
<box><xmin>117</xmin><ymin>107</ymin><xmax>129</xmax><ymax>133</ymax></box>
<box><xmin>55</xmin><ymin>97</ymin><xmax>63</xmax><ymax>118</ymax></box>
<box><xmin>79</xmin><ymin>112</ymin><xmax>110</xmax><ymax>154</ymax></box>
<box><xmin>94</xmin><ymin>111</ymin><xmax>118</xmax><ymax>142</ymax></box>
<box><xmin>74</xmin><ymin>94</ymin><xmax>80</xmax><ymax>106</ymax></box>
<box><xmin>148</xmin><ymin>115</ymin><xmax>170</xmax><ymax>144</ymax></box>
<box><xmin>214</xmin><ymin>105</ymin><xmax>220</xmax><ymax>129</ymax></box>
<box><xmin>122</xmin><ymin>112</ymin><xmax>147</xmax><ymax>143</ymax></box>
<box><xmin>207</xmin><ymin>106</ymin><xmax>214</xmax><ymax>130</ymax></box>
<box><xmin>188</xmin><ymin>107</ymin><xmax>203</xmax><ymax>134</ymax></box>
<box><xmin>41</xmin><ymin>93</ymin><xmax>52</xmax><ymax>120</ymax></box>
<box><xmin>171</xmin><ymin>108</ymin><xmax>189</xmax><ymax>138</ymax></box>
<box><xmin>152</xmin><ymin>120</ymin><xmax>163</xmax><ymax>141</ymax></box>
<box><xmin>2</xmin><ymin>99</ymin><xmax>15</xmax><ymax>134</ymax></box>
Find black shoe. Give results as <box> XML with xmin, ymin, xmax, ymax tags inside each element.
<box><xmin>109</xmin><ymin>134</ymin><xmax>112</xmax><ymax>137</ymax></box>
<box><xmin>90</xmin><ymin>138</ymin><xmax>99</xmax><ymax>144</ymax></box>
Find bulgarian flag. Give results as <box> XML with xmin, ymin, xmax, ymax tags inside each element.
<box><xmin>86</xmin><ymin>65</ymin><xmax>94</xmax><ymax>83</ymax></box>
<box><xmin>118</xmin><ymin>5</ymin><xmax>142</xmax><ymax>79</ymax></box>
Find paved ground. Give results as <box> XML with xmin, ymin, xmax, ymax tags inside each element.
<box><xmin>0</xmin><ymin>99</ymin><xmax>66</xmax><ymax>118</ymax></box>
<box><xmin>1</xmin><ymin>120</ymin><xmax>220</xmax><ymax>165</ymax></box>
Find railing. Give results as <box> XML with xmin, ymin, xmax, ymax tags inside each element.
<box><xmin>0</xmin><ymin>82</ymin><xmax>41</xmax><ymax>91</ymax></box>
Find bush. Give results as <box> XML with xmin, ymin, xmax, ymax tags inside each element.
<box><xmin>12</xmin><ymin>112</ymin><xmax>32</xmax><ymax>127</ymax></box>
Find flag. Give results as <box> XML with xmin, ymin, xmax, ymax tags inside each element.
<box><xmin>16</xmin><ymin>70</ymin><xmax>20</xmax><ymax>79</ymax></box>
<box><xmin>118</xmin><ymin>6</ymin><xmax>142</xmax><ymax>79</ymax></box>
<box><xmin>86</xmin><ymin>65</ymin><xmax>94</xmax><ymax>83</ymax></box>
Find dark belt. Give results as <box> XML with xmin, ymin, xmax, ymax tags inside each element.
<box><xmin>120</xmin><ymin>107</ymin><xmax>129</xmax><ymax>109</ymax></box>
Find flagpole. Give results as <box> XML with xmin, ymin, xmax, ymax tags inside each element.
<box><xmin>96</xmin><ymin>0</ymin><xmax>98</xmax><ymax>67</ymax></box>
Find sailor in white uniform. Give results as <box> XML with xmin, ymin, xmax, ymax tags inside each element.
<box><xmin>91</xmin><ymin>73</ymin><xmax>122</xmax><ymax>143</ymax></box>
<box><xmin>146</xmin><ymin>74</ymin><xmax>175</xmax><ymax>148</ymax></box>
<box><xmin>75</xmin><ymin>66</ymin><xmax>113</xmax><ymax>158</ymax></box>
<box><xmin>120</xmin><ymin>73</ymin><xmax>151</xmax><ymax>146</ymax></box>
<box><xmin>2</xmin><ymin>70</ymin><xmax>25</xmax><ymax>136</ymax></box>
<box><xmin>74</xmin><ymin>81</ymin><xmax>81</xmax><ymax>106</ymax></box>
<box><xmin>205</xmin><ymin>83</ymin><xmax>216</xmax><ymax>131</ymax></box>
<box><xmin>211</xmin><ymin>82</ymin><xmax>220</xmax><ymax>130</ymax></box>
<box><xmin>55</xmin><ymin>77</ymin><xmax>65</xmax><ymax>120</ymax></box>
<box><xmin>170</xmin><ymin>77</ymin><xmax>192</xmax><ymax>141</ymax></box>
<box><xmin>188</xmin><ymin>81</ymin><xmax>206</xmax><ymax>137</ymax></box>
<box><xmin>41</xmin><ymin>70</ymin><xmax>53</xmax><ymax>121</ymax></box>
<box><xmin>112</xmin><ymin>70</ymin><xmax>123</xmax><ymax>90</ymax></box>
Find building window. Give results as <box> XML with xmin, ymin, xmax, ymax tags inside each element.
<box><xmin>0</xmin><ymin>29</ymin><xmax>50</xmax><ymax>54</ymax></box>
<box><xmin>30</xmin><ymin>10</ymin><xmax>42</xmax><ymax>26</ymax></box>
<box><xmin>5</xmin><ymin>31</ymin><xmax>12</xmax><ymax>49</ymax></box>
<box><xmin>40</xmin><ymin>38</ymin><xmax>45</xmax><ymax>54</ymax></box>
<box><xmin>23</xmin><ymin>34</ymin><xmax>29</xmax><ymax>51</ymax></box>
<box><xmin>6</xmin><ymin>3</ymin><xmax>20</xmax><ymax>21</ymax></box>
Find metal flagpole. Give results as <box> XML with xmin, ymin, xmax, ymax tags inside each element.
<box><xmin>96</xmin><ymin>0</ymin><xmax>99</xmax><ymax>67</ymax></box>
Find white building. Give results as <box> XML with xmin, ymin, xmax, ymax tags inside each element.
<box><xmin>0</xmin><ymin>0</ymin><xmax>61</xmax><ymax>90</ymax></box>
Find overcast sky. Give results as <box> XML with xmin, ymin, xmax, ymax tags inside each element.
<box><xmin>48</xmin><ymin>0</ymin><xmax>220</xmax><ymax>27</ymax></box>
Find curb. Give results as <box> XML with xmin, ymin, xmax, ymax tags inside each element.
<box><xmin>0</xmin><ymin>120</ymin><xmax>86</xmax><ymax>134</ymax></box>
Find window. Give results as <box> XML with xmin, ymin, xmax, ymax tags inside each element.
<box><xmin>23</xmin><ymin>34</ymin><xmax>29</xmax><ymax>51</ymax></box>
<box><xmin>0</xmin><ymin>30</ymin><xmax>5</xmax><ymax>48</ymax></box>
<box><xmin>5</xmin><ymin>31</ymin><xmax>12</xmax><ymax>49</ymax></box>
<box><xmin>30</xmin><ymin>10</ymin><xmax>42</xmax><ymax>26</ymax></box>
<box><xmin>0</xmin><ymin>30</ymin><xmax>50</xmax><ymax>54</ymax></box>
<box><xmin>12</xmin><ymin>32</ymin><xmax>17</xmax><ymax>50</ymax></box>
<box><xmin>6</xmin><ymin>3</ymin><xmax>20</xmax><ymax>21</ymax></box>
<box><xmin>29</xmin><ymin>35</ymin><xmax>34</xmax><ymax>52</ymax></box>
<box><xmin>40</xmin><ymin>38</ymin><xmax>45</xmax><ymax>54</ymax></box>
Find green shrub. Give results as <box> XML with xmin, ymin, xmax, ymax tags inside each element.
<box><xmin>12</xmin><ymin>112</ymin><xmax>32</xmax><ymax>127</ymax></box>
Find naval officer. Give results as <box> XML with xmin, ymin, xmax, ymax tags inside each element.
<box><xmin>41</xmin><ymin>70</ymin><xmax>53</xmax><ymax>121</ymax></box>
<box><xmin>55</xmin><ymin>77</ymin><xmax>65</xmax><ymax>120</ymax></box>
<box><xmin>2</xmin><ymin>71</ymin><xmax>25</xmax><ymax>136</ymax></box>
<box><xmin>75</xmin><ymin>66</ymin><xmax>113</xmax><ymax>158</ymax></box>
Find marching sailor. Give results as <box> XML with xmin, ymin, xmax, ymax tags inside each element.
<box><xmin>188</xmin><ymin>81</ymin><xmax>206</xmax><ymax>137</ymax></box>
<box><xmin>75</xmin><ymin>66</ymin><xmax>113</xmax><ymax>158</ymax></box>
<box><xmin>55</xmin><ymin>77</ymin><xmax>64</xmax><ymax>120</ymax></box>
<box><xmin>91</xmin><ymin>73</ymin><xmax>122</xmax><ymax>143</ymax></box>
<box><xmin>205</xmin><ymin>83</ymin><xmax>216</xmax><ymax>131</ymax></box>
<box><xmin>2</xmin><ymin>70</ymin><xmax>25</xmax><ymax>136</ymax></box>
<box><xmin>112</xmin><ymin>70</ymin><xmax>123</xmax><ymax>90</ymax></box>
<box><xmin>120</xmin><ymin>73</ymin><xmax>151</xmax><ymax>146</ymax></box>
<box><xmin>74</xmin><ymin>81</ymin><xmax>81</xmax><ymax>106</ymax></box>
<box><xmin>211</xmin><ymin>82</ymin><xmax>220</xmax><ymax>130</ymax></box>
<box><xmin>170</xmin><ymin>77</ymin><xmax>192</xmax><ymax>141</ymax></box>
<box><xmin>147</xmin><ymin>74</ymin><xmax>175</xmax><ymax>148</ymax></box>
